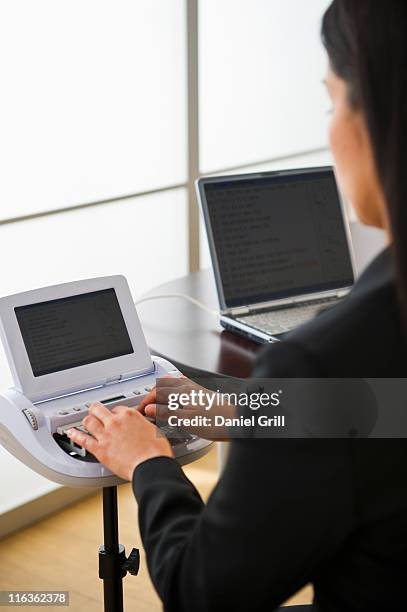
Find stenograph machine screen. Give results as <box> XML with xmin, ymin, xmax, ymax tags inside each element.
<box><xmin>15</xmin><ymin>289</ymin><xmax>134</xmax><ymax>377</ymax></box>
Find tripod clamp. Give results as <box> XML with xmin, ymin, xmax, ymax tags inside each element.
<box><xmin>99</xmin><ymin>544</ymin><xmax>140</xmax><ymax>581</ymax></box>
<box><xmin>122</xmin><ymin>548</ymin><xmax>140</xmax><ymax>576</ymax></box>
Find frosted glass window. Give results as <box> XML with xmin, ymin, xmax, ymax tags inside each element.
<box><xmin>0</xmin><ymin>189</ymin><xmax>187</xmax><ymax>317</ymax></box>
<box><xmin>0</xmin><ymin>0</ymin><xmax>186</xmax><ymax>220</ymax></box>
<box><xmin>210</xmin><ymin>148</ymin><xmax>333</xmax><ymax>176</ymax></box>
<box><xmin>199</xmin><ymin>0</ymin><xmax>332</xmax><ymax>173</ymax></box>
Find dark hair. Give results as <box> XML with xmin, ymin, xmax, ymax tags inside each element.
<box><xmin>321</xmin><ymin>0</ymin><xmax>407</xmax><ymax>325</ymax></box>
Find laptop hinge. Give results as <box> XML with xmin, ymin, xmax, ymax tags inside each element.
<box><xmin>248</xmin><ymin>298</ymin><xmax>296</xmax><ymax>313</ymax></box>
<box><xmin>227</xmin><ymin>306</ymin><xmax>251</xmax><ymax>316</ymax></box>
<box><xmin>336</xmin><ymin>288</ymin><xmax>349</xmax><ymax>298</ymax></box>
<box><xmin>224</xmin><ymin>290</ymin><xmax>349</xmax><ymax>318</ymax></box>
<box><xmin>247</xmin><ymin>290</ymin><xmax>347</xmax><ymax>313</ymax></box>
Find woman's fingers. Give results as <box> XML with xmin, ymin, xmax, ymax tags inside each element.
<box><xmin>67</xmin><ymin>429</ymin><xmax>98</xmax><ymax>454</ymax></box>
<box><xmin>138</xmin><ymin>388</ymin><xmax>157</xmax><ymax>413</ymax></box>
<box><xmin>144</xmin><ymin>404</ymin><xmax>157</xmax><ymax>419</ymax></box>
<box><xmin>88</xmin><ymin>402</ymin><xmax>113</xmax><ymax>425</ymax></box>
<box><xmin>82</xmin><ymin>414</ymin><xmax>104</xmax><ymax>439</ymax></box>
<box><xmin>138</xmin><ymin>376</ymin><xmax>199</xmax><ymax>414</ymax></box>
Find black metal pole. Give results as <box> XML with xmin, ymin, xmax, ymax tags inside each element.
<box><xmin>99</xmin><ymin>487</ymin><xmax>126</xmax><ymax>612</ymax></box>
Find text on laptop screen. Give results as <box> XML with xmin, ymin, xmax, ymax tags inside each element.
<box><xmin>204</xmin><ymin>170</ymin><xmax>354</xmax><ymax>308</ymax></box>
<box><xmin>15</xmin><ymin>289</ymin><xmax>134</xmax><ymax>377</ymax></box>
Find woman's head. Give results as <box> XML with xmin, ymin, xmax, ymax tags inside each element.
<box><xmin>321</xmin><ymin>0</ymin><xmax>407</xmax><ymax>316</ymax></box>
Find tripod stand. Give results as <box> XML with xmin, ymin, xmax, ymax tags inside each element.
<box><xmin>98</xmin><ymin>486</ymin><xmax>140</xmax><ymax>612</ymax></box>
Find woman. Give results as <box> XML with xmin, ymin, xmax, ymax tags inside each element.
<box><xmin>68</xmin><ymin>1</ymin><xmax>407</xmax><ymax>609</ymax></box>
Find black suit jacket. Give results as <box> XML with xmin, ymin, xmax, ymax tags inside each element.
<box><xmin>133</xmin><ymin>248</ymin><xmax>407</xmax><ymax>611</ymax></box>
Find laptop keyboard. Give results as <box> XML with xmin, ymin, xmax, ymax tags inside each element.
<box><xmin>236</xmin><ymin>297</ymin><xmax>339</xmax><ymax>336</ymax></box>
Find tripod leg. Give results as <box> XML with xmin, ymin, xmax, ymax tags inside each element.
<box><xmin>99</xmin><ymin>486</ymin><xmax>126</xmax><ymax>612</ymax></box>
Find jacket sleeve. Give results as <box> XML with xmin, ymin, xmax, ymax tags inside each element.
<box><xmin>133</xmin><ymin>341</ymin><xmax>354</xmax><ymax>612</ymax></box>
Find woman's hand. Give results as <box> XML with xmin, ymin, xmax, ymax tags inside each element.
<box><xmin>138</xmin><ymin>375</ymin><xmax>211</xmax><ymax>420</ymax></box>
<box><xmin>66</xmin><ymin>402</ymin><xmax>173</xmax><ymax>481</ymax></box>
<box><xmin>138</xmin><ymin>375</ymin><xmax>236</xmax><ymax>440</ymax></box>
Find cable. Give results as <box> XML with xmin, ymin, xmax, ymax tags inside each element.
<box><xmin>135</xmin><ymin>293</ymin><xmax>219</xmax><ymax>318</ymax></box>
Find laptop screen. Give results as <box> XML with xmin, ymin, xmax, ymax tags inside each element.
<box><xmin>202</xmin><ymin>169</ymin><xmax>354</xmax><ymax>309</ymax></box>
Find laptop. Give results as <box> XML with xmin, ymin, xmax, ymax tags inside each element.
<box><xmin>196</xmin><ymin>166</ymin><xmax>356</xmax><ymax>343</ymax></box>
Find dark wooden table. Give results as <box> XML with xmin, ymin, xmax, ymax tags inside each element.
<box><xmin>137</xmin><ymin>270</ymin><xmax>261</xmax><ymax>379</ymax></box>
